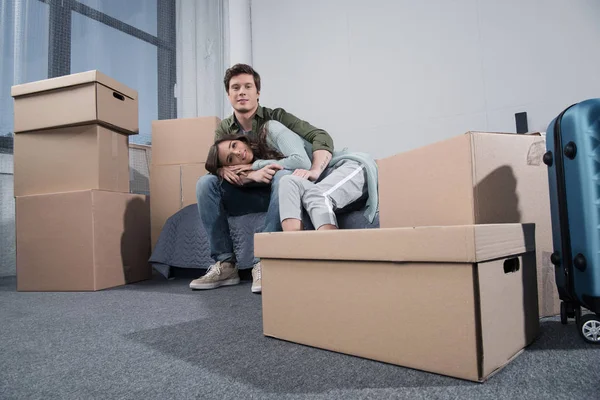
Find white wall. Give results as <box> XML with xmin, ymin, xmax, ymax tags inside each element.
<box><xmin>250</xmin><ymin>0</ymin><xmax>600</xmax><ymax>159</ymax></box>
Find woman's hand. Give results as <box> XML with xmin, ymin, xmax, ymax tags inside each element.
<box><xmin>230</xmin><ymin>164</ymin><xmax>254</xmax><ymax>174</ymax></box>
<box><xmin>218</xmin><ymin>164</ymin><xmax>254</xmax><ymax>185</ymax></box>
<box><xmin>247</xmin><ymin>164</ymin><xmax>283</xmax><ymax>184</ymax></box>
<box><xmin>292</xmin><ymin>168</ymin><xmax>320</xmax><ymax>181</ymax></box>
<box><xmin>218</xmin><ymin>166</ymin><xmax>243</xmax><ymax>185</ymax></box>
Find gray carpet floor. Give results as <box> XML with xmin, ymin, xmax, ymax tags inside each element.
<box><xmin>1</xmin><ymin>274</ymin><xmax>599</xmax><ymax>400</ymax></box>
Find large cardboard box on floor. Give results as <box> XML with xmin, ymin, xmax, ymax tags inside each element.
<box><xmin>150</xmin><ymin>116</ymin><xmax>219</xmax><ymax>247</ymax></box>
<box><xmin>16</xmin><ymin>190</ymin><xmax>151</xmax><ymax>291</ymax></box>
<box><xmin>150</xmin><ymin>163</ymin><xmax>207</xmax><ymax>247</ymax></box>
<box><xmin>255</xmin><ymin>224</ymin><xmax>540</xmax><ymax>383</ymax></box>
<box><xmin>13</xmin><ymin>125</ymin><xmax>130</xmax><ymax>196</ymax></box>
<box><xmin>377</xmin><ymin>131</ymin><xmax>558</xmax><ymax>318</ymax></box>
<box><xmin>11</xmin><ymin>70</ymin><xmax>138</xmax><ymax>134</ymax></box>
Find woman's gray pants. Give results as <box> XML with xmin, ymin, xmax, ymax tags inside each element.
<box><xmin>278</xmin><ymin>159</ymin><xmax>367</xmax><ymax>229</ymax></box>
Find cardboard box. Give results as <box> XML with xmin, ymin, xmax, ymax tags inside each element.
<box><xmin>14</xmin><ymin>125</ymin><xmax>130</xmax><ymax>196</ymax></box>
<box><xmin>151</xmin><ymin>117</ymin><xmax>220</xmax><ymax>166</ymax></box>
<box><xmin>377</xmin><ymin>131</ymin><xmax>558</xmax><ymax>317</ymax></box>
<box><xmin>149</xmin><ymin>163</ymin><xmax>207</xmax><ymax>247</ymax></box>
<box><xmin>11</xmin><ymin>70</ymin><xmax>138</xmax><ymax>135</ymax></box>
<box><xmin>254</xmin><ymin>224</ymin><xmax>540</xmax><ymax>383</ymax></box>
<box><xmin>16</xmin><ymin>190</ymin><xmax>151</xmax><ymax>291</ymax></box>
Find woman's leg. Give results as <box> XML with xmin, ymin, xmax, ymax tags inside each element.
<box><xmin>278</xmin><ymin>174</ymin><xmax>315</xmax><ymax>231</ymax></box>
<box><xmin>301</xmin><ymin>160</ymin><xmax>367</xmax><ymax>230</ymax></box>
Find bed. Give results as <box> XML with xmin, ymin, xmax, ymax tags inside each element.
<box><xmin>149</xmin><ymin>204</ymin><xmax>379</xmax><ymax>279</ymax></box>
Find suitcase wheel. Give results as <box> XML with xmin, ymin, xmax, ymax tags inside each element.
<box><xmin>578</xmin><ymin>314</ymin><xmax>600</xmax><ymax>344</ymax></box>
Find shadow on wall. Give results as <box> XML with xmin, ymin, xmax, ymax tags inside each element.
<box><xmin>473</xmin><ymin>165</ymin><xmax>539</xmax><ymax>348</ymax></box>
<box><xmin>474</xmin><ymin>165</ymin><xmax>522</xmax><ymax>224</ymax></box>
<box><xmin>121</xmin><ymin>196</ymin><xmax>152</xmax><ymax>284</ymax></box>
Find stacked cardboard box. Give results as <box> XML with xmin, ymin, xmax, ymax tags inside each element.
<box><xmin>149</xmin><ymin>117</ymin><xmax>220</xmax><ymax>248</ymax></box>
<box><xmin>11</xmin><ymin>70</ymin><xmax>151</xmax><ymax>291</ymax></box>
<box><xmin>376</xmin><ymin>131</ymin><xmax>557</xmax><ymax>318</ymax></box>
<box><xmin>255</xmin><ymin>130</ymin><xmax>549</xmax><ymax>382</ymax></box>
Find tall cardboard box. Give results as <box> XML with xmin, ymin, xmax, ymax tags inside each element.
<box><xmin>376</xmin><ymin>131</ymin><xmax>558</xmax><ymax>317</ymax></box>
<box><xmin>11</xmin><ymin>71</ymin><xmax>138</xmax><ymax>196</ymax></box>
<box><xmin>150</xmin><ymin>117</ymin><xmax>220</xmax><ymax>247</ymax></box>
<box><xmin>255</xmin><ymin>224</ymin><xmax>539</xmax><ymax>382</ymax></box>
<box><xmin>14</xmin><ymin>125</ymin><xmax>130</xmax><ymax>196</ymax></box>
<box><xmin>16</xmin><ymin>190</ymin><xmax>151</xmax><ymax>291</ymax></box>
<box><xmin>11</xmin><ymin>70</ymin><xmax>139</xmax><ymax>134</ymax></box>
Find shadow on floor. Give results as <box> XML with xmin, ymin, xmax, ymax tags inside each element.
<box><xmin>122</xmin><ymin>280</ymin><xmax>473</xmax><ymax>394</ymax></box>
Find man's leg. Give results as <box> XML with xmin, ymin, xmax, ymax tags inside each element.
<box><xmin>189</xmin><ymin>174</ymin><xmax>239</xmax><ymax>290</ymax></box>
<box><xmin>196</xmin><ymin>174</ymin><xmax>236</xmax><ymax>262</ymax></box>
<box><xmin>250</xmin><ymin>169</ymin><xmax>292</xmax><ymax>294</ymax></box>
<box><xmin>302</xmin><ymin>160</ymin><xmax>367</xmax><ymax>230</ymax></box>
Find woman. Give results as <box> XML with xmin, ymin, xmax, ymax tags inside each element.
<box><xmin>205</xmin><ymin>120</ymin><xmax>378</xmax><ymax>231</ymax></box>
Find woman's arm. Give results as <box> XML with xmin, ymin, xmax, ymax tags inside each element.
<box><xmin>252</xmin><ymin>123</ymin><xmax>312</xmax><ymax>171</ymax></box>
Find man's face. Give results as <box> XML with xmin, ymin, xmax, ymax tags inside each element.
<box><xmin>227</xmin><ymin>73</ymin><xmax>259</xmax><ymax>113</ymax></box>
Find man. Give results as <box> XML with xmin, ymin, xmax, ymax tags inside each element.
<box><xmin>190</xmin><ymin>63</ymin><xmax>335</xmax><ymax>293</ymax></box>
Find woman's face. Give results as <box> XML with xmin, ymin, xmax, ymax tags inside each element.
<box><xmin>217</xmin><ymin>139</ymin><xmax>254</xmax><ymax>167</ymax></box>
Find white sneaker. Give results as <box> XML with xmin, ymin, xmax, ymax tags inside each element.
<box><xmin>189</xmin><ymin>261</ymin><xmax>240</xmax><ymax>290</ymax></box>
<box><xmin>251</xmin><ymin>262</ymin><xmax>262</xmax><ymax>294</ymax></box>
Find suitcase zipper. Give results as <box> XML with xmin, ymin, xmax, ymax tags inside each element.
<box><xmin>553</xmin><ymin>103</ymin><xmax>577</xmax><ymax>299</ymax></box>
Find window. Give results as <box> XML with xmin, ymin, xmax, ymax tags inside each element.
<box><xmin>0</xmin><ymin>0</ymin><xmax>176</xmax><ymax>146</ymax></box>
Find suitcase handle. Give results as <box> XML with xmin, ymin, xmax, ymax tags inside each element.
<box><xmin>551</xmin><ymin>103</ymin><xmax>578</xmax><ymax>297</ymax></box>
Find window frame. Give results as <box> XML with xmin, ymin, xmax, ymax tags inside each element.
<box><xmin>41</xmin><ymin>0</ymin><xmax>177</xmax><ymax>124</ymax></box>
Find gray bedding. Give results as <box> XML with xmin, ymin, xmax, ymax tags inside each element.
<box><xmin>149</xmin><ymin>204</ymin><xmax>379</xmax><ymax>279</ymax></box>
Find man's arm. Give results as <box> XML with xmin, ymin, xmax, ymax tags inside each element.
<box><xmin>270</xmin><ymin>108</ymin><xmax>334</xmax><ymax>154</ymax></box>
<box><xmin>309</xmin><ymin>149</ymin><xmax>332</xmax><ymax>176</ymax></box>
<box><xmin>270</xmin><ymin>108</ymin><xmax>334</xmax><ymax>180</ymax></box>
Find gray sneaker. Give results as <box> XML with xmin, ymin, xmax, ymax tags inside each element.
<box><xmin>189</xmin><ymin>261</ymin><xmax>240</xmax><ymax>290</ymax></box>
<box><xmin>251</xmin><ymin>262</ymin><xmax>261</xmax><ymax>294</ymax></box>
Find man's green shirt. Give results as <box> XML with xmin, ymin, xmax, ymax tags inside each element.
<box><xmin>214</xmin><ymin>105</ymin><xmax>334</xmax><ymax>153</ymax></box>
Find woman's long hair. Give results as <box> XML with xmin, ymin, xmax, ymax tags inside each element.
<box><xmin>205</xmin><ymin>124</ymin><xmax>284</xmax><ymax>175</ymax></box>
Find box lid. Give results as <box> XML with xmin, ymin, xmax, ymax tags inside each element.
<box><xmin>254</xmin><ymin>223</ymin><xmax>534</xmax><ymax>263</ymax></box>
<box><xmin>11</xmin><ymin>70</ymin><xmax>137</xmax><ymax>100</ymax></box>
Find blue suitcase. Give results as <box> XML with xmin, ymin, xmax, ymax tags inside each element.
<box><xmin>543</xmin><ymin>98</ymin><xmax>600</xmax><ymax>344</ymax></box>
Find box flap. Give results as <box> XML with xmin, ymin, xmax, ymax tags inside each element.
<box><xmin>255</xmin><ymin>223</ymin><xmax>534</xmax><ymax>263</ymax></box>
<box><xmin>11</xmin><ymin>70</ymin><xmax>137</xmax><ymax>100</ymax></box>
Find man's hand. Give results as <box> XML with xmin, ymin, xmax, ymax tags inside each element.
<box><xmin>218</xmin><ymin>166</ymin><xmax>244</xmax><ymax>186</ymax></box>
<box><xmin>246</xmin><ymin>164</ymin><xmax>283</xmax><ymax>184</ymax></box>
<box><xmin>292</xmin><ymin>168</ymin><xmax>320</xmax><ymax>182</ymax></box>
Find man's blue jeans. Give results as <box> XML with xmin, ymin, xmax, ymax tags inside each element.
<box><xmin>196</xmin><ymin>169</ymin><xmax>292</xmax><ymax>267</ymax></box>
